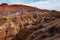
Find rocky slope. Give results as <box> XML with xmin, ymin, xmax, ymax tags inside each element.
<box><xmin>0</xmin><ymin>3</ymin><xmax>60</xmax><ymax>40</ymax></box>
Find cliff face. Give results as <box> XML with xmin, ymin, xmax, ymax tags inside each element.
<box><xmin>0</xmin><ymin>3</ymin><xmax>60</xmax><ymax>40</ymax></box>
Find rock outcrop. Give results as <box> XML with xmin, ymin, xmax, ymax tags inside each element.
<box><xmin>0</xmin><ymin>3</ymin><xmax>60</xmax><ymax>40</ymax></box>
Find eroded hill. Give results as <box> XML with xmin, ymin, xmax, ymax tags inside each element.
<box><xmin>0</xmin><ymin>3</ymin><xmax>60</xmax><ymax>40</ymax></box>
